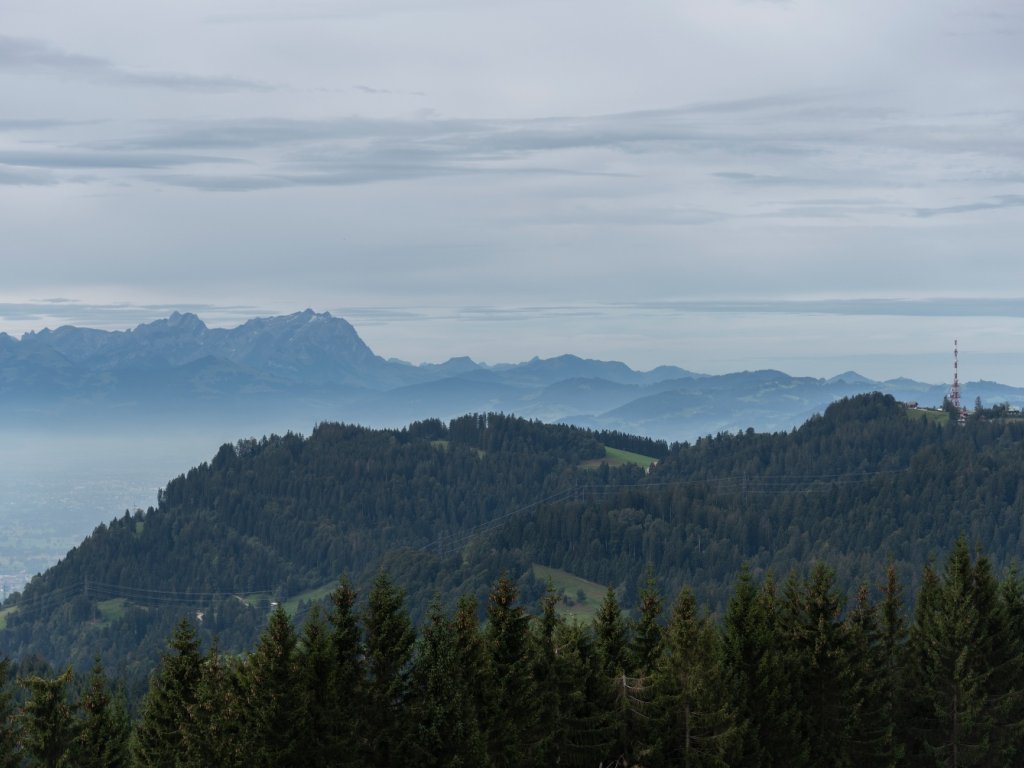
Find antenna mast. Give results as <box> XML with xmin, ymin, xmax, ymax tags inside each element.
<box><xmin>950</xmin><ymin>339</ymin><xmax>966</xmax><ymax>426</ymax></box>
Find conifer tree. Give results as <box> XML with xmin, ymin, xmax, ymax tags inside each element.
<box><xmin>132</xmin><ymin>617</ymin><xmax>203</xmax><ymax>768</ymax></box>
<box><xmin>653</xmin><ymin>587</ymin><xmax>738</xmax><ymax>767</ymax></box>
<box><xmin>845</xmin><ymin>583</ymin><xmax>890</xmax><ymax>768</ymax></box>
<box><xmin>73</xmin><ymin>658</ymin><xmax>129</xmax><ymax>768</ymax></box>
<box><xmin>240</xmin><ymin>604</ymin><xmax>303</xmax><ymax>768</ymax></box>
<box><xmin>972</xmin><ymin>552</ymin><xmax>1024</xmax><ymax>763</ymax></box>
<box><xmin>722</xmin><ymin>564</ymin><xmax>767</xmax><ymax>768</ymax></box>
<box><xmin>1000</xmin><ymin>566</ymin><xmax>1024</xmax><ymax>765</ymax></box>
<box><xmin>181</xmin><ymin>640</ymin><xmax>244</xmax><ymax>768</ymax></box>
<box><xmin>531</xmin><ymin>583</ymin><xmax>563</xmax><ymax>767</ymax></box>
<box><xmin>624</xmin><ymin>568</ymin><xmax>663</xmax><ymax>764</ymax></box>
<box><xmin>877</xmin><ymin>563</ymin><xmax>908</xmax><ymax>767</ymax></box>
<box><xmin>363</xmin><ymin>571</ymin><xmax>416</xmax><ymax>766</ymax></box>
<box><xmin>411</xmin><ymin>597</ymin><xmax>489</xmax><ymax>768</ymax></box>
<box><xmin>629</xmin><ymin>567</ymin><xmax>663</xmax><ymax>677</ymax></box>
<box><xmin>905</xmin><ymin>539</ymin><xmax>1021</xmax><ymax>767</ymax></box>
<box><xmin>325</xmin><ymin>576</ymin><xmax>364</xmax><ymax>766</ymax></box>
<box><xmin>782</xmin><ymin>563</ymin><xmax>853</xmax><ymax>766</ymax></box>
<box><xmin>18</xmin><ymin>667</ymin><xmax>77</xmax><ymax>768</ymax></box>
<box><xmin>551</xmin><ymin>620</ymin><xmax>617</xmax><ymax>766</ymax></box>
<box><xmin>746</xmin><ymin>573</ymin><xmax>806</xmax><ymax>768</ymax></box>
<box><xmin>595</xmin><ymin>586</ymin><xmax>628</xmax><ymax>678</ymax></box>
<box><xmin>294</xmin><ymin>605</ymin><xmax>337</xmax><ymax>766</ymax></box>
<box><xmin>452</xmin><ymin>594</ymin><xmax>493</xmax><ymax>758</ymax></box>
<box><xmin>595</xmin><ymin>583</ymin><xmax>648</xmax><ymax>763</ymax></box>
<box><xmin>904</xmin><ymin>561</ymin><xmax>941</xmax><ymax>765</ymax></box>
<box><xmin>0</xmin><ymin>658</ymin><xmax>20</xmax><ymax>768</ymax></box>
<box><xmin>485</xmin><ymin>573</ymin><xmax>540</xmax><ymax>767</ymax></box>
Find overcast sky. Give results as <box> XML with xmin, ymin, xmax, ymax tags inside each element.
<box><xmin>2</xmin><ymin>0</ymin><xmax>1023</xmax><ymax>383</ymax></box>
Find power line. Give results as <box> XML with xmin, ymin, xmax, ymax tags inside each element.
<box><xmin>2</xmin><ymin>465</ymin><xmax>907</xmax><ymax>622</ymax></box>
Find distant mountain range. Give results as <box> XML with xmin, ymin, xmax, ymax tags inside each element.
<box><xmin>3</xmin><ymin>309</ymin><xmax>1022</xmax><ymax>440</ymax></box>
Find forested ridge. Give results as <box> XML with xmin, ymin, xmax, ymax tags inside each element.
<box><xmin>4</xmin><ymin>394</ymin><xmax>1024</xmax><ymax>694</ymax></box>
<box><xmin>3</xmin><ymin>543</ymin><xmax>1023</xmax><ymax>767</ymax></box>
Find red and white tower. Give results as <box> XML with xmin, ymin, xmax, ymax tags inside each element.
<box><xmin>950</xmin><ymin>339</ymin><xmax>967</xmax><ymax>426</ymax></box>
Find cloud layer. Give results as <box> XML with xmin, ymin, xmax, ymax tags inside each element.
<box><xmin>1</xmin><ymin>0</ymin><xmax>1023</xmax><ymax>382</ymax></box>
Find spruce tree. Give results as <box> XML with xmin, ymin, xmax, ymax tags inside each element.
<box><xmin>595</xmin><ymin>586</ymin><xmax>628</xmax><ymax>679</ymax></box>
<box><xmin>752</xmin><ymin>573</ymin><xmax>807</xmax><ymax>768</ymax></box>
<box><xmin>551</xmin><ymin>619</ymin><xmax>616</xmax><ymax>766</ymax></box>
<box><xmin>411</xmin><ymin>597</ymin><xmax>489</xmax><ymax>768</ymax></box>
<box><xmin>629</xmin><ymin>568</ymin><xmax>663</xmax><ymax>677</ymax></box>
<box><xmin>325</xmin><ymin>576</ymin><xmax>364</xmax><ymax>766</ymax></box>
<box><xmin>132</xmin><ymin>617</ymin><xmax>203</xmax><ymax>768</ymax></box>
<box><xmin>972</xmin><ymin>552</ymin><xmax>1024</xmax><ymax>763</ymax></box>
<box><xmin>485</xmin><ymin>573</ymin><xmax>540</xmax><ymax>767</ymax></box>
<box><xmin>653</xmin><ymin>587</ymin><xmax>738</xmax><ymax>767</ymax></box>
<box><xmin>181</xmin><ymin>640</ymin><xmax>244</xmax><ymax>768</ymax></box>
<box><xmin>72</xmin><ymin>658</ymin><xmax>130</xmax><ymax>768</ymax></box>
<box><xmin>625</xmin><ymin>569</ymin><xmax>663</xmax><ymax>763</ymax></box>
<box><xmin>531</xmin><ymin>583</ymin><xmax>563</xmax><ymax>767</ymax></box>
<box><xmin>722</xmin><ymin>563</ymin><xmax>766</xmax><ymax>768</ymax></box>
<box><xmin>0</xmin><ymin>658</ymin><xmax>21</xmax><ymax>768</ymax></box>
<box><xmin>904</xmin><ymin>561</ymin><xmax>942</xmax><ymax>766</ymax></box>
<box><xmin>906</xmin><ymin>539</ymin><xmax>1019</xmax><ymax>767</ymax></box>
<box><xmin>452</xmin><ymin>594</ymin><xmax>492</xmax><ymax>760</ymax></box>
<box><xmin>18</xmin><ymin>667</ymin><xmax>77</xmax><ymax>768</ymax></box>
<box><xmin>240</xmin><ymin>604</ymin><xmax>303</xmax><ymax>768</ymax></box>
<box><xmin>294</xmin><ymin>605</ymin><xmax>337</xmax><ymax>766</ymax></box>
<box><xmin>784</xmin><ymin>563</ymin><xmax>854</xmax><ymax>766</ymax></box>
<box><xmin>363</xmin><ymin>570</ymin><xmax>416</xmax><ymax>766</ymax></box>
<box><xmin>878</xmin><ymin>563</ymin><xmax>908</xmax><ymax>767</ymax></box>
<box><xmin>999</xmin><ymin>566</ymin><xmax>1024</xmax><ymax>765</ymax></box>
<box><xmin>845</xmin><ymin>583</ymin><xmax>890</xmax><ymax>768</ymax></box>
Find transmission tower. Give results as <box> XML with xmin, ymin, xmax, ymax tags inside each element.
<box><xmin>950</xmin><ymin>339</ymin><xmax>967</xmax><ymax>426</ymax></box>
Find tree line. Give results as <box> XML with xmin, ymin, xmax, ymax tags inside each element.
<box><xmin>4</xmin><ymin>539</ymin><xmax>1023</xmax><ymax>767</ymax></box>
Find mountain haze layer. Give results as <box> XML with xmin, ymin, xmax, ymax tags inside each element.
<box><xmin>3</xmin><ymin>310</ymin><xmax>1021</xmax><ymax>440</ymax></box>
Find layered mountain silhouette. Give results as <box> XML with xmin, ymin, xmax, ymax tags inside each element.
<box><xmin>2</xmin><ymin>309</ymin><xmax>1021</xmax><ymax>440</ymax></box>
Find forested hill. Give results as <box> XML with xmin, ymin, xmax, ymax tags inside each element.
<box><xmin>5</xmin><ymin>394</ymin><xmax>1024</xmax><ymax>686</ymax></box>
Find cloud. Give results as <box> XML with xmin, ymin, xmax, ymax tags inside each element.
<box><xmin>0</xmin><ymin>119</ymin><xmax>77</xmax><ymax>131</ymax></box>
<box><xmin>0</xmin><ymin>34</ymin><xmax>272</xmax><ymax>92</ymax></box>
<box><xmin>0</xmin><ymin>150</ymin><xmax>243</xmax><ymax>170</ymax></box>
<box><xmin>620</xmin><ymin>298</ymin><xmax>1024</xmax><ymax>319</ymax></box>
<box><xmin>0</xmin><ymin>165</ymin><xmax>58</xmax><ymax>186</ymax></box>
<box><xmin>0</xmin><ymin>300</ymin><xmax>264</xmax><ymax>334</ymax></box>
<box><xmin>714</xmin><ymin>171</ymin><xmax>833</xmax><ymax>187</ymax></box>
<box><xmin>4</xmin><ymin>92</ymin><xmax>1023</xmax><ymax>236</ymax></box>
<box><xmin>913</xmin><ymin>195</ymin><xmax>1024</xmax><ymax>218</ymax></box>
<box><xmin>353</xmin><ymin>84</ymin><xmax>425</xmax><ymax>97</ymax></box>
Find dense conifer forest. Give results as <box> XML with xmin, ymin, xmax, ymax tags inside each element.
<box><xmin>5</xmin><ymin>393</ymin><xmax>1024</xmax><ymax>704</ymax></box>
<box><xmin>3</xmin><ymin>543</ymin><xmax>1023</xmax><ymax>767</ymax></box>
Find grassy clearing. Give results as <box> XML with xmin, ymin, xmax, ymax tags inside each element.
<box><xmin>97</xmin><ymin>597</ymin><xmax>127</xmax><ymax>623</ymax></box>
<box><xmin>234</xmin><ymin>592</ymin><xmax>273</xmax><ymax>609</ymax></box>
<box><xmin>532</xmin><ymin>564</ymin><xmax>608</xmax><ymax>624</ymax></box>
<box><xmin>0</xmin><ymin>606</ymin><xmax>15</xmax><ymax>630</ymax></box>
<box><xmin>579</xmin><ymin>445</ymin><xmax>658</xmax><ymax>471</ymax></box>
<box><xmin>908</xmin><ymin>408</ymin><xmax>950</xmax><ymax>425</ymax></box>
<box><xmin>282</xmin><ymin>581</ymin><xmax>340</xmax><ymax>616</ymax></box>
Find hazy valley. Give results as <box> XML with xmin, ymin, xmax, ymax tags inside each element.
<box><xmin>4</xmin><ymin>309</ymin><xmax>1023</xmax><ymax>590</ymax></box>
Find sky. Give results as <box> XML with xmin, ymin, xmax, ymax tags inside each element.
<box><xmin>2</xmin><ymin>0</ymin><xmax>1024</xmax><ymax>383</ymax></box>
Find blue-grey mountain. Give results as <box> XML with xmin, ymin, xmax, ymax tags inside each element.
<box><xmin>2</xmin><ymin>310</ymin><xmax>1020</xmax><ymax>440</ymax></box>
